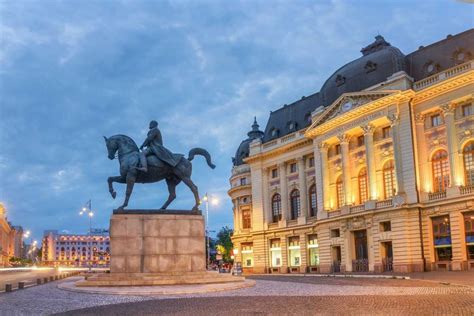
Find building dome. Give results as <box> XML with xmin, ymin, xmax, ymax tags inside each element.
<box><xmin>320</xmin><ymin>35</ymin><xmax>406</xmax><ymax>106</ymax></box>
<box><xmin>233</xmin><ymin>118</ymin><xmax>264</xmax><ymax>166</ymax></box>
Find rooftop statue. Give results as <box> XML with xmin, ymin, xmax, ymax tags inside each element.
<box><xmin>104</xmin><ymin>120</ymin><xmax>215</xmax><ymax>211</ymax></box>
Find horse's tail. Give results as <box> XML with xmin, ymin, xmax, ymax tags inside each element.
<box><xmin>188</xmin><ymin>148</ymin><xmax>216</xmax><ymax>169</ymax></box>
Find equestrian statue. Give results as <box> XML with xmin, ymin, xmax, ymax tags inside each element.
<box><xmin>104</xmin><ymin>120</ymin><xmax>215</xmax><ymax>211</ymax></box>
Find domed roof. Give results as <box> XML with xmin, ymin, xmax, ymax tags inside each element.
<box><xmin>233</xmin><ymin>118</ymin><xmax>264</xmax><ymax>166</ymax></box>
<box><xmin>320</xmin><ymin>35</ymin><xmax>406</xmax><ymax>106</ymax></box>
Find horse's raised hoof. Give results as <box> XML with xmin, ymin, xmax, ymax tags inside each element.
<box><xmin>111</xmin><ymin>191</ymin><xmax>117</xmax><ymax>199</ymax></box>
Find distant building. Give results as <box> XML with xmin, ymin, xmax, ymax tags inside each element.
<box><xmin>230</xmin><ymin>30</ymin><xmax>474</xmax><ymax>274</ymax></box>
<box><xmin>9</xmin><ymin>226</ymin><xmax>25</xmax><ymax>259</ymax></box>
<box><xmin>0</xmin><ymin>204</ymin><xmax>12</xmax><ymax>267</ymax></box>
<box><xmin>42</xmin><ymin>229</ymin><xmax>110</xmax><ymax>267</ymax></box>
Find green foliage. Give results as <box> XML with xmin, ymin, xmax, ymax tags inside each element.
<box><xmin>216</xmin><ymin>226</ymin><xmax>233</xmax><ymax>262</ymax></box>
<box><xmin>9</xmin><ymin>256</ymin><xmax>33</xmax><ymax>266</ymax></box>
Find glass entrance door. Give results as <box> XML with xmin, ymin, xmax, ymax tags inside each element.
<box><xmin>353</xmin><ymin>230</ymin><xmax>368</xmax><ymax>272</ymax></box>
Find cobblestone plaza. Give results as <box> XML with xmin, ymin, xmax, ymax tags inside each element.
<box><xmin>0</xmin><ymin>274</ymin><xmax>473</xmax><ymax>315</ymax></box>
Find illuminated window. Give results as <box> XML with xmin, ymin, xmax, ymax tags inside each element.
<box><xmin>464</xmin><ymin>212</ymin><xmax>474</xmax><ymax>260</ymax></box>
<box><xmin>431</xmin><ymin>114</ymin><xmax>441</xmax><ymax>127</ymax></box>
<box><xmin>432</xmin><ymin>150</ymin><xmax>450</xmax><ymax>192</ymax></box>
<box><xmin>241</xmin><ymin>243</ymin><xmax>254</xmax><ymax>267</ymax></box>
<box><xmin>462</xmin><ymin>103</ymin><xmax>472</xmax><ymax>117</ymax></box>
<box><xmin>432</xmin><ymin>215</ymin><xmax>452</xmax><ymax>261</ymax></box>
<box><xmin>358</xmin><ymin>167</ymin><xmax>368</xmax><ymax>203</ymax></box>
<box><xmin>288</xmin><ymin>236</ymin><xmax>301</xmax><ymax>267</ymax></box>
<box><xmin>290</xmin><ymin>189</ymin><xmax>301</xmax><ymax>220</ymax></box>
<box><xmin>307</xmin><ymin>234</ymin><xmax>319</xmax><ymax>266</ymax></box>
<box><xmin>242</xmin><ymin>209</ymin><xmax>251</xmax><ymax>229</ymax></box>
<box><xmin>271</xmin><ymin>194</ymin><xmax>282</xmax><ymax>223</ymax></box>
<box><xmin>336</xmin><ymin>176</ymin><xmax>344</xmax><ymax>208</ymax></box>
<box><xmin>309</xmin><ymin>184</ymin><xmax>317</xmax><ymax>217</ymax></box>
<box><xmin>463</xmin><ymin>141</ymin><xmax>474</xmax><ymax>186</ymax></box>
<box><xmin>269</xmin><ymin>239</ymin><xmax>282</xmax><ymax>267</ymax></box>
<box><xmin>383</xmin><ymin>160</ymin><xmax>396</xmax><ymax>199</ymax></box>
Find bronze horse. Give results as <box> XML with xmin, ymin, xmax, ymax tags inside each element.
<box><xmin>104</xmin><ymin>135</ymin><xmax>215</xmax><ymax>211</ymax></box>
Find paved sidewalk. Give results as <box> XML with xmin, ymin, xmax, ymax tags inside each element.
<box><xmin>404</xmin><ymin>271</ymin><xmax>474</xmax><ymax>287</ymax></box>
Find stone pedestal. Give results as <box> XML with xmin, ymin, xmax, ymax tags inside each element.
<box><xmin>76</xmin><ymin>209</ymin><xmax>249</xmax><ymax>288</ymax></box>
<box><xmin>109</xmin><ymin>209</ymin><xmax>206</xmax><ymax>273</ymax></box>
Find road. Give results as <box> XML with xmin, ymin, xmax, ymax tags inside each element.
<box><xmin>0</xmin><ymin>269</ymin><xmax>59</xmax><ymax>290</ymax></box>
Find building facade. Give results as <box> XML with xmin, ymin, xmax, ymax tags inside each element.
<box><xmin>41</xmin><ymin>229</ymin><xmax>110</xmax><ymax>267</ymax></box>
<box><xmin>9</xmin><ymin>226</ymin><xmax>25</xmax><ymax>259</ymax></box>
<box><xmin>229</xmin><ymin>30</ymin><xmax>474</xmax><ymax>274</ymax></box>
<box><xmin>0</xmin><ymin>204</ymin><xmax>12</xmax><ymax>267</ymax></box>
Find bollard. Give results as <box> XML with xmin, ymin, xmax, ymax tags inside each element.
<box><xmin>37</xmin><ymin>278</ymin><xmax>42</xmax><ymax>285</ymax></box>
<box><xmin>18</xmin><ymin>282</ymin><xmax>25</xmax><ymax>289</ymax></box>
<box><xmin>5</xmin><ymin>284</ymin><xmax>12</xmax><ymax>292</ymax></box>
<box><xmin>49</xmin><ymin>276</ymin><xmax>54</xmax><ymax>282</ymax></box>
<box><xmin>43</xmin><ymin>277</ymin><xmax>48</xmax><ymax>283</ymax></box>
<box><xmin>55</xmin><ymin>276</ymin><xmax>59</xmax><ymax>280</ymax></box>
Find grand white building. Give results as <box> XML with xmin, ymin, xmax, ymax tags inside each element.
<box><xmin>229</xmin><ymin>30</ymin><xmax>474</xmax><ymax>274</ymax></box>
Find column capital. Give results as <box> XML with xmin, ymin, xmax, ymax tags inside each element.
<box><xmin>278</xmin><ymin>162</ymin><xmax>286</xmax><ymax>169</ymax></box>
<box><xmin>441</xmin><ymin>103</ymin><xmax>455</xmax><ymax>115</ymax></box>
<box><xmin>318</xmin><ymin>142</ymin><xmax>329</xmax><ymax>152</ymax></box>
<box><xmin>388</xmin><ymin>113</ymin><xmax>399</xmax><ymax>126</ymax></box>
<box><xmin>337</xmin><ymin>133</ymin><xmax>350</xmax><ymax>144</ymax></box>
<box><xmin>414</xmin><ymin>113</ymin><xmax>425</xmax><ymax>125</ymax></box>
<box><xmin>361</xmin><ymin>123</ymin><xmax>375</xmax><ymax>135</ymax></box>
<box><xmin>296</xmin><ymin>156</ymin><xmax>305</xmax><ymax>164</ymax></box>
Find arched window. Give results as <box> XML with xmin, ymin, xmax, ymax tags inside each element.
<box><xmin>358</xmin><ymin>167</ymin><xmax>368</xmax><ymax>204</ymax></box>
<box><xmin>432</xmin><ymin>150</ymin><xmax>450</xmax><ymax>192</ymax></box>
<box><xmin>383</xmin><ymin>160</ymin><xmax>396</xmax><ymax>199</ymax></box>
<box><xmin>336</xmin><ymin>176</ymin><xmax>344</xmax><ymax>209</ymax></box>
<box><xmin>463</xmin><ymin>141</ymin><xmax>474</xmax><ymax>186</ymax></box>
<box><xmin>290</xmin><ymin>189</ymin><xmax>301</xmax><ymax>220</ymax></box>
<box><xmin>309</xmin><ymin>184</ymin><xmax>317</xmax><ymax>217</ymax></box>
<box><xmin>271</xmin><ymin>194</ymin><xmax>282</xmax><ymax>223</ymax></box>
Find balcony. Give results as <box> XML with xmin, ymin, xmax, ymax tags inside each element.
<box><xmin>460</xmin><ymin>184</ymin><xmax>474</xmax><ymax>195</ymax></box>
<box><xmin>413</xmin><ymin>60</ymin><xmax>473</xmax><ymax>91</ymax></box>
<box><xmin>428</xmin><ymin>191</ymin><xmax>447</xmax><ymax>201</ymax></box>
<box><xmin>376</xmin><ymin>199</ymin><xmax>393</xmax><ymax>209</ymax></box>
<box><xmin>350</xmin><ymin>204</ymin><xmax>365</xmax><ymax>213</ymax></box>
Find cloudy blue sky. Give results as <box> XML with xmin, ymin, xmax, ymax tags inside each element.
<box><xmin>0</xmin><ymin>0</ymin><xmax>472</xmax><ymax>241</ymax></box>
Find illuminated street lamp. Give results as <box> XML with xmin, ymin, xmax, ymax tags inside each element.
<box><xmin>202</xmin><ymin>193</ymin><xmax>218</xmax><ymax>269</ymax></box>
<box><xmin>79</xmin><ymin>199</ymin><xmax>94</xmax><ymax>272</ymax></box>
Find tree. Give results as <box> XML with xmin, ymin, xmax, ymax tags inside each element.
<box><xmin>216</xmin><ymin>226</ymin><xmax>233</xmax><ymax>262</ymax></box>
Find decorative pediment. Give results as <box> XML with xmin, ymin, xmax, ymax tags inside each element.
<box><xmin>305</xmin><ymin>90</ymin><xmax>411</xmax><ymax>138</ymax></box>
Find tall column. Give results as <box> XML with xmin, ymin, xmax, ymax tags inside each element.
<box><xmin>362</xmin><ymin>124</ymin><xmax>377</xmax><ymax>200</ymax></box>
<box><xmin>388</xmin><ymin>114</ymin><xmax>404</xmax><ymax>194</ymax></box>
<box><xmin>319</xmin><ymin>142</ymin><xmax>330</xmax><ymax>210</ymax></box>
<box><xmin>338</xmin><ymin>134</ymin><xmax>352</xmax><ymax>205</ymax></box>
<box><xmin>278</xmin><ymin>162</ymin><xmax>288</xmax><ymax>221</ymax></box>
<box><xmin>441</xmin><ymin>104</ymin><xmax>461</xmax><ymax>186</ymax></box>
<box><xmin>234</xmin><ymin>199</ymin><xmax>240</xmax><ymax>232</ymax></box>
<box><xmin>262</xmin><ymin>168</ymin><xmax>270</xmax><ymax>224</ymax></box>
<box><xmin>414</xmin><ymin>114</ymin><xmax>431</xmax><ymax>192</ymax></box>
<box><xmin>297</xmin><ymin>157</ymin><xmax>308</xmax><ymax>218</ymax></box>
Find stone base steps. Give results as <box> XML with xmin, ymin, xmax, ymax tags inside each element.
<box><xmin>76</xmin><ymin>272</ymin><xmax>245</xmax><ymax>287</ymax></box>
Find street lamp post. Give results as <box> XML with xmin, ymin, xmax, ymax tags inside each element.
<box><xmin>79</xmin><ymin>199</ymin><xmax>94</xmax><ymax>272</ymax></box>
<box><xmin>202</xmin><ymin>193</ymin><xmax>218</xmax><ymax>270</ymax></box>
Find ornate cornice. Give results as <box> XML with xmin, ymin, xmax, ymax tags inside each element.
<box><xmin>412</xmin><ymin>67</ymin><xmax>474</xmax><ymax>104</ymax></box>
<box><xmin>244</xmin><ymin>138</ymin><xmax>313</xmax><ymax>164</ymax></box>
<box><xmin>388</xmin><ymin>113</ymin><xmax>400</xmax><ymax>126</ymax></box>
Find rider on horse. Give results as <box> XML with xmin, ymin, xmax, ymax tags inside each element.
<box><xmin>135</xmin><ymin>120</ymin><xmax>181</xmax><ymax>172</ymax></box>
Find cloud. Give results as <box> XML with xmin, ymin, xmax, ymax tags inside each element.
<box><xmin>0</xmin><ymin>0</ymin><xmax>471</xmax><ymax>241</ymax></box>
